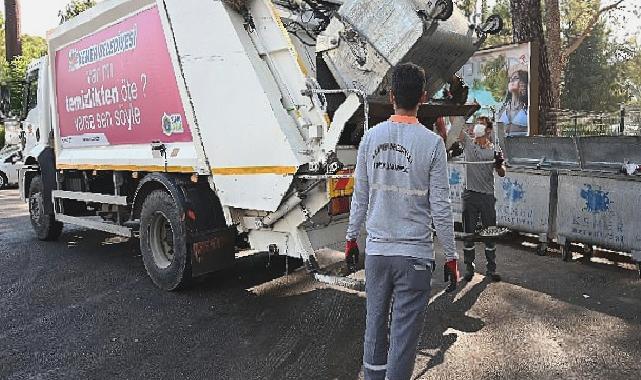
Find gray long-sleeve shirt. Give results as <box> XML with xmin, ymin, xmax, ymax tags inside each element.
<box><xmin>460</xmin><ymin>132</ymin><xmax>495</xmax><ymax>195</ymax></box>
<box><xmin>346</xmin><ymin>118</ymin><xmax>458</xmax><ymax>262</ymax></box>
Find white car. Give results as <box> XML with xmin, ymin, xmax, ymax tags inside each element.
<box><xmin>0</xmin><ymin>146</ymin><xmax>23</xmax><ymax>189</ymax></box>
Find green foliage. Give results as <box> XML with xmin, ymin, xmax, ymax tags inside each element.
<box><xmin>481</xmin><ymin>55</ymin><xmax>508</xmax><ymax>102</ymax></box>
<box><xmin>59</xmin><ymin>0</ymin><xmax>96</xmax><ymax>24</ymax></box>
<box><xmin>21</xmin><ymin>35</ymin><xmax>47</xmax><ymax>58</ymax></box>
<box><xmin>560</xmin><ymin>0</ymin><xmax>599</xmax><ymax>41</ymax></box>
<box><xmin>562</xmin><ymin>23</ymin><xmax>630</xmax><ymax>111</ymax></box>
<box><xmin>1</xmin><ymin>56</ymin><xmax>36</xmax><ymax>116</ymax></box>
<box><xmin>621</xmin><ymin>40</ymin><xmax>641</xmax><ymax>105</ymax></box>
<box><xmin>0</xmin><ymin>12</ymin><xmax>47</xmax><ymax>117</ymax></box>
<box><xmin>0</xmin><ymin>124</ymin><xmax>5</xmax><ymax>148</ymax></box>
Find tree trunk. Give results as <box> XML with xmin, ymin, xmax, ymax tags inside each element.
<box><xmin>510</xmin><ymin>0</ymin><xmax>555</xmax><ymax>135</ymax></box>
<box><xmin>5</xmin><ymin>0</ymin><xmax>23</xmax><ymax>62</ymax></box>
<box><xmin>545</xmin><ymin>0</ymin><xmax>562</xmax><ymax>110</ymax></box>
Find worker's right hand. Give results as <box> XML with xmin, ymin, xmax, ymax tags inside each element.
<box><xmin>345</xmin><ymin>240</ymin><xmax>360</xmax><ymax>273</ymax></box>
<box><xmin>443</xmin><ymin>259</ymin><xmax>459</xmax><ymax>293</ymax></box>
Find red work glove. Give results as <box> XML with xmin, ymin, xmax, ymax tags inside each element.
<box><xmin>444</xmin><ymin>259</ymin><xmax>459</xmax><ymax>292</ymax></box>
<box><xmin>345</xmin><ymin>240</ymin><xmax>360</xmax><ymax>273</ymax></box>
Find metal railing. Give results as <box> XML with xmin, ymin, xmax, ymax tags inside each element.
<box><xmin>551</xmin><ymin>106</ymin><xmax>641</xmax><ymax>137</ymax></box>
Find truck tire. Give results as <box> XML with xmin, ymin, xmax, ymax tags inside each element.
<box><xmin>139</xmin><ymin>190</ymin><xmax>192</xmax><ymax>291</ymax></box>
<box><xmin>28</xmin><ymin>176</ymin><xmax>63</xmax><ymax>241</ymax></box>
<box><xmin>0</xmin><ymin>172</ymin><xmax>7</xmax><ymax>189</ymax></box>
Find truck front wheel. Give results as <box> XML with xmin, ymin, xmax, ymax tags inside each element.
<box><xmin>140</xmin><ymin>190</ymin><xmax>192</xmax><ymax>291</ymax></box>
<box><xmin>28</xmin><ymin>176</ymin><xmax>63</xmax><ymax>241</ymax></box>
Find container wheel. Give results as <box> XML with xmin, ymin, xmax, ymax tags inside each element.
<box><xmin>139</xmin><ymin>190</ymin><xmax>192</xmax><ymax>291</ymax></box>
<box><xmin>28</xmin><ymin>176</ymin><xmax>63</xmax><ymax>241</ymax></box>
<box><xmin>561</xmin><ymin>241</ymin><xmax>573</xmax><ymax>262</ymax></box>
<box><xmin>536</xmin><ymin>243</ymin><xmax>547</xmax><ymax>256</ymax></box>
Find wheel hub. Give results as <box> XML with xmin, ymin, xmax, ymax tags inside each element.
<box><xmin>148</xmin><ymin>211</ymin><xmax>175</xmax><ymax>269</ymax></box>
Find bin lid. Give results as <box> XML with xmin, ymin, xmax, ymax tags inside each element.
<box><xmin>577</xmin><ymin>136</ymin><xmax>641</xmax><ymax>173</ymax></box>
<box><xmin>503</xmin><ymin>136</ymin><xmax>580</xmax><ymax>169</ymax></box>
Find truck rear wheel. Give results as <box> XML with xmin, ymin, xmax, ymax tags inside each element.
<box><xmin>140</xmin><ymin>190</ymin><xmax>192</xmax><ymax>291</ymax></box>
<box><xmin>28</xmin><ymin>176</ymin><xmax>63</xmax><ymax>241</ymax></box>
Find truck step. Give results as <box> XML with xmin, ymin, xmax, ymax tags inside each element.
<box><xmin>55</xmin><ymin>214</ymin><xmax>132</xmax><ymax>237</ymax></box>
<box><xmin>52</xmin><ymin>190</ymin><xmax>128</xmax><ymax>206</ymax></box>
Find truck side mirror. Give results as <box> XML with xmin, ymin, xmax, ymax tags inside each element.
<box><xmin>0</xmin><ymin>84</ymin><xmax>11</xmax><ymax>118</ymax></box>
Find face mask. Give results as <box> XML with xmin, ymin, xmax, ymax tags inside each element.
<box><xmin>473</xmin><ymin>124</ymin><xmax>486</xmax><ymax>138</ymax></box>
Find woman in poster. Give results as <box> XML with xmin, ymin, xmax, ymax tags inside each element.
<box><xmin>499</xmin><ymin>65</ymin><xmax>529</xmax><ymax>136</ymax></box>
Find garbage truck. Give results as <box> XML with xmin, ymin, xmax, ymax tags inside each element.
<box><xmin>15</xmin><ymin>0</ymin><xmax>500</xmax><ymax>290</ymax></box>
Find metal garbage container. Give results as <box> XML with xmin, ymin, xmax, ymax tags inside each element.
<box><xmin>556</xmin><ymin>136</ymin><xmax>641</xmax><ymax>277</ymax></box>
<box><xmin>495</xmin><ymin>137</ymin><xmax>580</xmax><ymax>254</ymax></box>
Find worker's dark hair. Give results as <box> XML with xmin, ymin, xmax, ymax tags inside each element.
<box><xmin>477</xmin><ymin>116</ymin><xmax>493</xmax><ymax>129</ymax></box>
<box><xmin>391</xmin><ymin>63</ymin><xmax>426</xmax><ymax>110</ymax></box>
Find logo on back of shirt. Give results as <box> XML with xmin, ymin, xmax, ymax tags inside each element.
<box><xmin>372</xmin><ymin>142</ymin><xmax>413</xmax><ymax>174</ymax></box>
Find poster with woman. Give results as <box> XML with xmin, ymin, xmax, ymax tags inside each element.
<box><xmin>499</xmin><ymin>64</ymin><xmax>529</xmax><ymax>136</ymax></box>
<box><xmin>457</xmin><ymin>42</ymin><xmax>534</xmax><ymax>137</ymax></box>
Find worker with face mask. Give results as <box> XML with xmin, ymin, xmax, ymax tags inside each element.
<box><xmin>458</xmin><ymin>123</ymin><xmax>506</xmax><ymax>282</ymax></box>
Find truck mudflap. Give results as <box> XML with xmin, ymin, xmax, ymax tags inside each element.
<box><xmin>189</xmin><ymin>227</ymin><xmax>237</xmax><ymax>277</ymax></box>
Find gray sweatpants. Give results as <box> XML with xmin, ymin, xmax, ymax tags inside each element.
<box><xmin>363</xmin><ymin>255</ymin><xmax>433</xmax><ymax>380</ymax></box>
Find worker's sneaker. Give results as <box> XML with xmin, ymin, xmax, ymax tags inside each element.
<box><xmin>486</xmin><ymin>272</ymin><xmax>502</xmax><ymax>282</ymax></box>
<box><xmin>463</xmin><ymin>263</ymin><xmax>475</xmax><ymax>282</ymax></box>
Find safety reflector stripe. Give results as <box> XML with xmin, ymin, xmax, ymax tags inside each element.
<box><xmin>371</xmin><ymin>183</ymin><xmax>428</xmax><ymax>197</ymax></box>
<box><xmin>485</xmin><ymin>248</ymin><xmax>497</xmax><ymax>251</ymax></box>
<box><xmin>364</xmin><ymin>362</ymin><xmax>387</xmax><ymax>371</ymax></box>
<box><xmin>211</xmin><ymin>166</ymin><xmax>297</xmax><ymax>176</ymax></box>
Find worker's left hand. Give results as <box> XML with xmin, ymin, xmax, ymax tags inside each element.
<box><xmin>444</xmin><ymin>259</ymin><xmax>459</xmax><ymax>292</ymax></box>
<box><xmin>345</xmin><ymin>240</ymin><xmax>360</xmax><ymax>273</ymax></box>
<box><xmin>494</xmin><ymin>151</ymin><xmax>505</xmax><ymax>169</ymax></box>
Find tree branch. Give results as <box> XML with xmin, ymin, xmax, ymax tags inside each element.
<box><xmin>562</xmin><ymin>0</ymin><xmax>625</xmax><ymax>59</ymax></box>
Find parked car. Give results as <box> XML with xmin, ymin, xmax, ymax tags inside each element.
<box><xmin>0</xmin><ymin>145</ymin><xmax>23</xmax><ymax>189</ymax></box>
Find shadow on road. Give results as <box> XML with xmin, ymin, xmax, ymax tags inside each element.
<box><xmin>413</xmin><ymin>279</ymin><xmax>489</xmax><ymax>378</ymax></box>
<box><xmin>488</xmin><ymin>237</ymin><xmax>641</xmax><ymax>326</ymax></box>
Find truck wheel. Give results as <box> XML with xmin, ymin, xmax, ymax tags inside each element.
<box><xmin>0</xmin><ymin>172</ymin><xmax>7</xmax><ymax>189</ymax></box>
<box><xmin>139</xmin><ymin>190</ymin><xmax>192</xmax><ymax>291</ymax></box>
<box><xmin>28</xmin><ymin>176</ymin><xmax>63</xmax><ymax>241</ymax></box>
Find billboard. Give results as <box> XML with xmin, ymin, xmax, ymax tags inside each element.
<box><xmin>54</xmin><ymin>6</ymin><xmax>192</xmax><ymax>148</ymax></box>
<box><xmin>457</xmin><ymin>42</ymin><xmax>535</xmax><ymax>137</ymax></box>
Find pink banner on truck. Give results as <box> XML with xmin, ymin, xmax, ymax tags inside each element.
<box><xmin>55</xmin><ymin>6</ymin><xmax>192</xmax><ymax>147</ymax></box>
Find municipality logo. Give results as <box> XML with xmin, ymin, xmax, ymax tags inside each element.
<box><xmin>502</xmin><ymin>178</ymin><xmax>525</xmax><ymax>203</ymax></box>
<box><xmin>580</xmin><ymin>184</ymin><xmax>611</xmax><ymax>214</ymax></box>
<box><xmin>162</xmin><ymin>113</ymin><xmax>184</xmax><ymax>136</ymax></box>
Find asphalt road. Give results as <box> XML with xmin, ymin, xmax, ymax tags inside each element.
<box><xmin>1</xmin><ymin>188</ymin><xmax>641</xmax><ymax>380</ymax></box>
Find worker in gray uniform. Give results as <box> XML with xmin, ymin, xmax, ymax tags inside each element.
<box><xmin>345</xmin><ymin>63</ymin><xmax>459</xmax><ymax>380</ymax></box>
<box><xmin>458</xmin><ymin>124</ymin><xmax>506</xmax><ymax>282</ymax></box>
